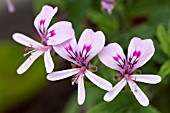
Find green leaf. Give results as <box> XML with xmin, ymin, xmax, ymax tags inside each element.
<box><xmin>87</xmin><ymin>91</ymin><xmax>161</xmax><ymax>113</ymax></box>
<box><xmin>158</xmin><ymin>60</ymin><xmax>170</xmax><ymax>78</ymax></box>
<box><xmin>87</xmin><ymin>10</ymin><xmax>119</xmax><ymax>34</ymax></box>
<box><xmin>0</xmin><ymin>43</ymin><xmax>47</xmax><ymax>112</ymax></box>
<box><xmin>156</xmin><ymin>24</ymin><xmax>170</xmax><ymax>57</ymax></box>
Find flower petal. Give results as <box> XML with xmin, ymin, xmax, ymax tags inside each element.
<box><xmin>85</xmin><ymin>70</ymin><xmax>112</xmax><ymax>91</ymax></box>
<box><xmin>128</xmin><ymin>80</ymin><xmax>149</xmax><ymax>106</ymax></box>
<box><xmin>78</xmin><ymin>29</ymin><xmax>105</xmax><ymax>63</ymax></box>
<box><xmin>98</xmin><ymin>43</ymin><xmax>126</xmax><ymax>73</ymax></box>
<box><xmin>104</xmin><ymin>78</ymin><xmax>127</xmax><ymax>102</ymax></box>
<box><xmin>128</xmin><ymin>37</ymin><xmax>155</xmax><ymax>72</ymax></box>
<box><xmin>12</xmin><ymin>33</ymin><xmax>43</xmax><ymax>47</ymax></box>
<box><xmin>34</xmin><ymin>5</ymin><xmax>58</xmax><ymax>35</ymax></box>
<box><xmin>47</xmin><ymin>68</ymin><xmax>79</xmax><ymax>81</ymax></box>
<box><xmin>17</xmin><ymin>51</ymin><xmax>44</xmax><ymax>74</ymax></box>
<box><xmin>47</xmin><ymin>21</ymin><xmax>75</xmax><ymax>45</ymax></box>
<box><xmin>101</xmin><ymin>1</ymin><xmax>114</xmax><ymax>14</ymax></box>
<box><xmin>131</xmin><ymin>75</ymin><xmax>161</xmax><ymax>84</ymax></box>
<box><xmin>78</xmin><ymin>75</ymin><xmax>85</xmax><ymax>105</ymax></box>
<box><xmin>53</xmin><ymin>37</ymin><xmax>79</xmax><ymax>65</ymax></box>
<box><xmin>44</xmin><ymin>49</ymin><xmax>54</xmax><ymax>73</ymax></box>
<box><xmin>5</xmin><ymin>0</ymin><xmax>15</xmax><ymax>13</ymax></box>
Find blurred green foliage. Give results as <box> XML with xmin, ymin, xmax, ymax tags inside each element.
<box><xmin>0</xmin><ymin>43</ymin><xmax>47</xmax><ymax>112</ymax></box>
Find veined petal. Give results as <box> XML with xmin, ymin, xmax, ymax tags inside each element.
<box><xmin>12</xmin><ymin>33</ymin><xmax>43</xmax><ymax>47</ymax></box>
<box><xmin>128</xmin><ymin>80</ymin><xmax>149</xmax><ymax>106</ymax></box>
<box><xmin>47</xmin><ymin>21</ymin><xmax>75</xmax><ymax>45</ymax></box>
<box><xmin>85</xmin><ymin>70</ymin><xmax>112</xmax><ymax>91</ymax></box>
<box><xmin>131</xmin><ymin>75</ymin><xmax>161</xmax><ymax>84</ymax></box>
<box><xmin>17</xmin><ymin>51</ymin><xmax>44</xmax><ymax>74</ymax></box>
<box><xmin>98</xmin><ymin>43</ymin><xmax>126</xmax><ymax>73</ymax></box>
<box><xmin>104</xmin><ymin>78</ymin><xmax>127</xmax><ymax>102</ymax></box>
<box><xmin>47</xmin><ymin>68</ymin><xmax>79</xmax><ymax>81</ymax></box>
<box><xmin>128</xmin><ymin>37</ymin><xmax>155</xmax><ymax>72</ymax></box>
<box><xmin>78</xmin><ymin>75</ymin><xmax>85</xmax><ymax>105</ymax></box>
<box><xmin>78</xmin><ymin>29</ymin><xmax>105</xmax><ymax>63</ymax></box>
<box><xmin>44</xmin><ymin>49</ymin><xmax>54</xmax><ymax>73</ymax></box>
<box><xmin>34</xmin><ymin>5</ymin><xmax>58</xmax><ymax>35</ymax></box>
<box><xmin>5</xmin><ymin>0</ymin><xmax>15</xmax><ymax>13</ymax></box>
<box><xmin>53</xmin><ymin>37</ymin><xmax>79</xmax><ymax>65</ymax></box>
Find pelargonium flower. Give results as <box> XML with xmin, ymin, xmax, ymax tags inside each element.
<box><xmin>99</xmin><ymin>37</ymin><xmax>161</xmax><ymax>106</ymax></box>
<box><xmin>5</xmin><ymin>0</ymin><xmax>15</xmax><ymax>13</ymax></box>
<box><xmin>101</xmin><ymin>0</ymin><xmax>115</xmax><ymax>14</ymax></box>
<box><xmin>47</xmin><ymin>29</ymin><xmax>112</xmax><ymax>105</ymax></box>
<box><xmin>12</xmin><ymin>5</ymin><xmax>74</xmax><ymax>74</ymax></box>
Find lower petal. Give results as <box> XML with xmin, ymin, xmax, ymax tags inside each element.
<box><xmin>47</xmin><ymin>68</ymin><xmax>79</xmax><ymax>81</ymax></box>
<box><xmin>104</xmin><ymin>78</ymin><xmax>127</xmax><ymax>102</ymax></box>
<box><xmin>85</xmin><ymin>70</ymin><xmax>112</xmax><ymax>91</ymax></box>
<box><xmin>128</xmin><ymin>80</ymin><xmax>149</xmax><ymax>106</ymax></box>
<box><xmin>17</xmin><ymin>51</ymin><xmax>44</xmax><ymax>74</ymax></box>
<box><xmin>78</xmin><ymin>75</ymin><xmax>85</xmax><ymax>105</ymax></box>
<box><xmin>44</xmin><ymin>49</ymin><xmax>54</xmax><ymax>73</ymax></box>
<box><xmin>131</xmin><ymin>75</ymin><xmax>161</xmax><ymax>84</ymax></box>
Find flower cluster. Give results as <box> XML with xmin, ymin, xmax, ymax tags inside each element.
<box><xmin>13</xmin><ymin>5</ymin><xmax>161</xmax><ymax>106</ymax></box>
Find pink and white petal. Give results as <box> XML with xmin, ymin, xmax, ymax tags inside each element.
<box><xmin>104</xmin><ymin>78</ymin><xmax>127</xmax><ymax>102</ymax></box>
<box><xmin>12</xmin><ymin>33</ymin><xmax>43</xmax><ymax>47</ymax></box>
<box><xmin>17</xmin><ymin>51</ymin><xmax>44</xmax><ymax>74</ymax></box>
<box><xmin>85</xmin><ymin>70</ymin><xmax>112</xmax><ymax>91</ymax></box>
<box><xmin>98</xmin><ymin>43</ymin><xmax>126</xmax><ymax>73</ymax></box>
<box><xmin>53</xmin><ymin>37</ymin><xmax>79</xmax><ymax>65</ymax></box>
<box><xmin>5</xmin><ymin>0</ymin><xmax>15</xmax><ymax>13</ymax></box>
<box><xmin>101</xmin><ymin>1</ymin><xmax>114</xmax><ymax>14</ymax></box>
<box><xmin>44</xmin><ymin>49</ymin><xmax>54</xmax><ymax>73</ymax></box>
<box><xmin>47</xmin><ymin>21</ymin><xmax>75</xmax><ymax>45</ymax></box>
<box><xmin>131</xmin><ymin>75</ymin><xmax>161</xmax><ymax>84</ymax></box>
<box><xmin>34</xmin><ymin>5</ymin><xmax>58</xmax><ymax>34</ymax></box>
<box><xmin>128</xmin><ymin>80</ymin><xmax>149</xmax><ymax>106</ymax></box>
<box><xmin>78</xmin><ymin>29</ymin><xmax>105</xmax><ymax>63</ymax></box>
<box><xmin>128</xmin><ymin>37</ymin><xmax>155</xmax><ymax>72</ymax></box>
<box><xmin>47</xmin><ymin>68</ymin><xmax>79</xmax><ymax>81</ymax></box>
<box><xmin>78</xmin><ymin>75</ymin><xmax>85</xmax><ymax>105</ymax></box>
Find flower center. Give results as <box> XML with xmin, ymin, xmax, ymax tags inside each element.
<box><xmin>65</xmin><ymin>44</ymin><xmax>92</xmax><ymax>66</ymax></box>
<box><xmin>24</xmin><ymin>45</ymin><xmax>51</xmax><ymax>57</ymax></box>
<box><xmin>72</xmin><ymin>67</ymin><xmax>86</xmax><ymax>85</ymax></box>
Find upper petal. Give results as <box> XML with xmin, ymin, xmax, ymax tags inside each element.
<box><xmin>101</xmin><ymin>1</ymin><xmax>114</xmax><ymax>14</ymax></box>
<box><xmin>17</xmin><ymin>51</ymin><xmax>44</xmax><ymax>74</ymax></box>
<box><xmin>85</xmin><ymin>70</ymin><xmax>112</xmax><ymax>91</ymax></box>
<box><xmin>47</xmin><ymin>68</ymin><xmax>79</xmax><ymax>81</ymax></box>
<box><xmin>78</xmin><ymin>75</ymin><xmax>85</xmax><ymax>105</ymax></box>
<box><xmin>98</xmin><ymin>43</ymin><xmax>126</xmax><ymax>73</ymax></box>
<box><xmin>53</xmin><ymin>37</ymin><xmax>79</xmax><ymax>65</ymax></box>
<box><xmin>128</xmin><ymin>80</ymin><xmax>149</xmax><ymax>106</ymax></box>
<box><xmin>104</xmin><ymin>78</ymin><xmax>127</xmax><ymax>102</ymax></box>
<box><xmin>44</xmin><ymin>49</ymin><xmax>54</xmax><ymax>73</ymax></box>
<box><xmin>127</xmin><ymin>37</ymin><xmax>155</xmax><ymax>73</ymax></box>
<box><xmin>47</xmin><ymin>21</ymin><xmax>75</xmax><ymax>45</ymax></box>
<box><xmin>12</xmin><ymin>33</ymin><xmax>43</xmax><ymax>47</ymax></box>
<box><xmin>34</xmin><ymin>5</ymin><xmax>58</xmax><ymax>36</ymax></box>
<box><xmin>78</xmin><ymin>29</ymin><xmax>105</xmax><ymax>63</ymax></box>
<box><xmin>5</xmin><ymin>0</ymin><xmax>15</xmax><ymax>13</ymax></box>
<box><xmin>131</xmin><ymin>75</ymin><xmax>161</xmax><ymax>84</ymax></box>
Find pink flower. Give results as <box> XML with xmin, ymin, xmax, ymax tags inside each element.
<box><xmin>101</xmin><ymin>0</ymin><xmax>115</xmax><ymax>14</ymax></box>
<box><xmin>47</xmin><ymin>29</ymin><xmax>112</xmax><ymax>105</ymax></box>
<box><xmin>12</xmin><ymin>5</ymin><xmax>74</xmax><ymax>74</ymax></box>
<box><xmin>5</xmin><ymin>0</ymin><xmax>15</xmax><ymax>13</ymax></box>
<box><xmin>99</xmin><ymin>37</ymin><xmax>161</xmax><ymax>106</ymax></box>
